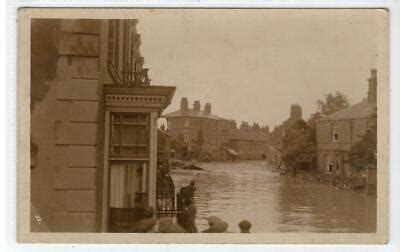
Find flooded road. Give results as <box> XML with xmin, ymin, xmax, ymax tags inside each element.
<box><xmin>171</xmin><ymin>160</ymin><xmax>376</xmax><ymax>233</ymax></box>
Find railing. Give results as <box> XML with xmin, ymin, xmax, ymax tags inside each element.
<box><xmin>107</xmin><ymin>19</ymin><xmax>151</xmax><ymax>87</ymax></box>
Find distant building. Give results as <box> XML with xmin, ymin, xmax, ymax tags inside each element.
<box><xmin>229</xmin><ymin>130</ymin><xmax>269</xmax><ymax>160</ymax></box>
<box><xmin>163</xmin><ymin>98</ymin><xmax>269</xmax><ymax>160</ymax></box>
<box><xmin>315</xmin><ymin>69</ymin><xmax>377</xmax><ymax>177</ymax></box>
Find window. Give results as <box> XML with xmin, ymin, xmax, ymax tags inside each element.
<box><xmin>167</xmin><ymin>120</ymin><xmax>172</xmax><ymax>130</ymax></box>
<box><xmin>333</xmin><ymin>132</ymin><xmax>339</xmax><ymax>141</ymax></box>
<box><xmin>335</xmin><ymin>158</ymin><xmax>341</xmax><ymax>173</ymax></box>
<box><xmin>183</xmin><ymin>118</ymin><xmax>190</xmax><ymax>128</ymax></box>
<box><xmin>331</xmin><ymin>124</ymin><xmax>339</xmax><ymax>142</ymax></box>
<box><xmin>183</xmin><ymin>130</ymin><xmax>190</xmax><ymax>143</ymax></box>
<box><xmin>108</xmin><ymin>112</ymin><xmax>151</xmax><ymax>232</ymax></box>
<box><xmin>331</xmin><ymin>123</ymin><xmax>339</xmax><ymax>142</ymax></box>
<box><xmin>109</xmin><ymin>161</ymin><xmax>147</xmax><ymax>208</ymax></box>
<box><xmin>325</xmin><ymin>157</ymin><xmax>333</xmax><ymax>173</ymax></box>
<box><xmin>107</xmin><ymin>20</ymin><xmax>150</xmax><ymax>86</ymax></box>
<box><xmin>110</xmin><ymin>113</ymin><xmax>150</xmax><ymax>158</ymax></box>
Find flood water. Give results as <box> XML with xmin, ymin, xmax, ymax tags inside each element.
<box><xmin>171</xmin><ymin>160</ymin><xmax>376</xmax><ymax>233</ymax></box>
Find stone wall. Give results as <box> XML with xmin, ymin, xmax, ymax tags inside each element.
<box><xmin>31</xmin><ymin>19</ymin><xmax>102</xmax><ymax>232</ymax></box>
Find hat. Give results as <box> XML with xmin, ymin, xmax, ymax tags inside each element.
<box><xmin>238</xmin><ymin>220</ymin><xmax>252</xmax><ymax>232</ymax></box>
<box><xmin>158</xmin><ymin>218</ymin><xmax>173</xmax><ymax>233</ymax></box>
<box><xmin>206</xmin><ymin>216</ymin><xmax>228</xmax><ymax>233</ymax></box>
<box><xmin>135</xmin><ymin>218</ymin><xmax>157</xmax><ymax>233</ymax></box>
<box><xmin>210</xmin><ymin>220</ymin><xmax>229</xmax><ymax>233</ymax></box>
<box><xmin>144</xmin><ymin>206</ymin><xmax>154</xmax><ymax>218</ymax></box>
<box><xmin>158</xmin><ymin>218</ymin><xmax>185</xmax><ymax>233</ymax></box>
<box><xmin>207</xmin><ymin>216</ymin><xmax>222</xmax><ymax>226</ymax></box>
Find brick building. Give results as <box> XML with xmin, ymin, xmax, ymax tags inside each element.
<box><xmin>163</xmin><ymin>98</ymin><xmax>269</xmax><ymax>160</ymax></box>
<box><xmin>30</xmin><ymin>19</ymin><xmax>175</xmax><ymax>232</ymax></box>
<box><xmin>315</xmin><ymin>69</ymin><xmax>377</xmax><ymax>177</ymax></box>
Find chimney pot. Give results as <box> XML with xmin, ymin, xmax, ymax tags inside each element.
<box><xmin>180</xmin><ymin>97</ymin><xmax>188</xmax><ymax>111</ymax></box>
<box><xmin>204</xmin><ymin>103</ymin><xmax>211</xmax><ymax>113</ymax></box>
<box><xmin>194</xmin><ymin>100</ymin><xmax>201</xmax><ymax>111</ymax></box>
<box><xmin>290</xmin><ymin>104</ymin><xmax>302</xmax><ymax>121</ymax></box>
<box><xmin>368</xmin><ymin>69</ymin><xmax>377</xmax><ymax>104</ymax></box>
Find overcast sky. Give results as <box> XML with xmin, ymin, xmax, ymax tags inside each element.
<box><xmin>136</xmin><ymin>9</ymin><xmax>383</xmax><ymax>128</ymax></box>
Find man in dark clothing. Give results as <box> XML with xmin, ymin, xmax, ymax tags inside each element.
<box><xmin>181</xmin><ymin>198</ymin><xmax>198</xmax><ymax>233</ymax></box>
<box><xmin>181</xmin><ymin>180</ymin><xmax>196</xmax><ymax>201</ymax></box>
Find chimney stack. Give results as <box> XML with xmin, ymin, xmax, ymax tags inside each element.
<box><xmin>368</xmin><ymin>69</ymin><xmax>377</xmax><ymax>104</ymax></box>
<box><xmin>180</xmin><ymin>97</ymin><xmax>188</xmax><ymax>111</ymax></box>
<box><xmin>290</xmin><ymin>104</ymin><xmax>302</xmax><ymax>122</ymax></box>
<box><xmin>204</xmin><ymin>103</ymin><xmax>211</xmax><ymax>113</ymax></box>
<box><xmin>194</xmin><ymin>100</ymin><xmax>201</xmax><ymax>111</ymax></box>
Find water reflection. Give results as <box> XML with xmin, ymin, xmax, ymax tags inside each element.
<box><xmin>171</xmin><ymin>160</ymin><xmax>376</xmax><ymax>233</ymax></box>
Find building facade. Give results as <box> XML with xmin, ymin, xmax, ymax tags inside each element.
<box><xmin>30</xmin><ymin>19</ymin><xmax>175</xmax><ymax>232</ymax></box>
<box><xmin>163</xmin><ymin>98</ymin><xmax>269</xmax><ymax>160</ymax></box>
<box><xmin>315</xmin><ymin>69</ymin><xmax>377</xmax><ymax>177</ymax></box>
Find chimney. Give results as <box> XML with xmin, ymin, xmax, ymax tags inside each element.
<box><xmin>290</xmin><ymin>104</ymin><xmax>302</xmax><ymax>121</ymax></box>
<box><xmin>193</xmin><ymin>100</ymin><xmax>201</xmax><ymax>111</ymax></box>
<box><xmin>204</xmin><ymin>103</ymin><xmax>211</xmax><ymax>113</ymax></box>
<box><xmin>368</xmin><ymin>69</ymin><xmax>377</xmax><ymax>104</ymax></box>
<box><xmin>180</xmin><ymin>97</ymin><xmax>188</xmax><ymax>111</ymax></box>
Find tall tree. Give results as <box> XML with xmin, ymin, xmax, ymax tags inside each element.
<box><xmin>281</xmin><ymin>120</ymin><xmax>316</xmax><ymax>173</ymax></box>
<box><xmin>309</xmin><ymin>91</ymin><xmax>350</xmax><ymax>124</ymax></box>
<box><xmin>350</xmin><ymin>109</ymin><xmax>377</xmax><ymax>170</ymax></box>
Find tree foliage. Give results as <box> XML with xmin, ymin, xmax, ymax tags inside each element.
<box><xmin>308</xmin><ymin>91</ymin><xmax>350</xmax><ymax>124</ymax></box>
<box><xmin>308</xmin><ymin>91</ymin><xmax>350</xmax><ymax>143</ymax></box>
<box><xmin>350</xmin><ymin>109</ymin><xmax>377</xmax><ymax>170</ymax></box>
<box><xmin>281</xmin><ymin>120</ymin><xmax>316</xmax><ymax>171</ymax></box>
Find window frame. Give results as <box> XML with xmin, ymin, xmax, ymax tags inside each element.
<box><xmin>101</xmin><ymin>108</ymin><xmax>159</xmax><ymax>232</ymax></box>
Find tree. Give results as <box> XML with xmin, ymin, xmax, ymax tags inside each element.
<box><xmin>308</xmin><ymin>91</ymin><xmax>350</xmax><ymax>124</ymax></box>
<box><xmin>281</xmin><ymin>120</ymin><xmax>316</xmax><ymax>174</ymax></box>
<box><xmin>350</xmin><ymin>109</ymin><xmax>377</xmax><ymax>171</ymax></box>
<box><xmin>308</xmin><ymin>91</ymin><xmax>350</xmax><ymax>143</ymax></box>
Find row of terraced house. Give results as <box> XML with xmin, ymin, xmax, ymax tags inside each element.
<box><xmin>163</xmin><ymin>98</ymin><xmax>270</xmax><ymax>161</ymax></box>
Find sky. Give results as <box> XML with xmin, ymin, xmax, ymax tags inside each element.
<box><xmin>135</xmin><ymin>9</ymin><xmax>384</xmax><ymax>128</ymax></box>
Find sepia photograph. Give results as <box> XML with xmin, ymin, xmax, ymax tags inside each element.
<box><xmin>17</xmin><ymin>8</ymin><xmax>388</xmax><ymax>243</ymax></box>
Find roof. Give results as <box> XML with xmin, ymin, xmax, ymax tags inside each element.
<box><xmin>162</xmin><ymin>109</ymin><xmax>227</xmax><ymax>120</ymax></box>
<box><xmin>317</xmin><ymin>99</ymin><xmax>376</xmax><ymax>122</ymax></box>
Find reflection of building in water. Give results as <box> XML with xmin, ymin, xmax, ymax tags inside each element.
<box><xmin>315</xmin><ymin>69</ymin><xmax>377</xmax><ymax>178</ymax></box>
<box><xmin>163</xmin><ymin>98</ymin><xmax>269</xmax><ymax>160</ymax></box>
<box><xmin>30</xmin><ymin>19</ymin><xmax>175</xmax><ymax>232</ymax></box>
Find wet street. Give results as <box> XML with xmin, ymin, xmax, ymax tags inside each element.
<box><xmin>171</xmin><ymin>160</ymin><xmax>376</xmax><ymax>233</ymax></box>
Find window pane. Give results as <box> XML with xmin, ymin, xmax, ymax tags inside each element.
<box><xmin>109</xmin><ymin>161</ymin><xmax>148</xmax><ymax>209</ymax></box>
<box><xmin>110</xmin><ymin>113</ymin><xmax>150</xmax><ymax>157</ymax></box>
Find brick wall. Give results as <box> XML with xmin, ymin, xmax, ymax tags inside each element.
<box><xmin>316</xmin><ymin>118</ymin><xmax>369</xmax><ymax>176</ymax></box>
